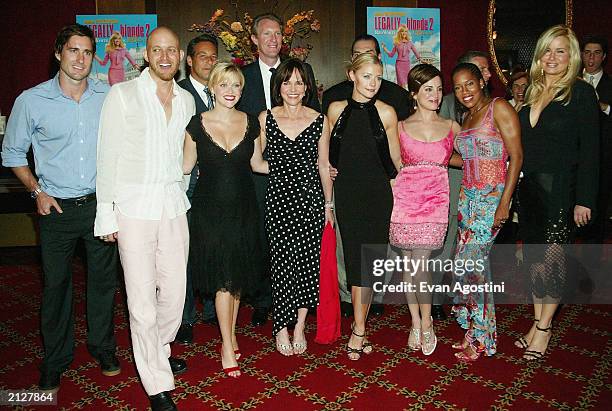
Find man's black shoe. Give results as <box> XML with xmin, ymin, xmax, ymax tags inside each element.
<box><xmin>370</xmin><ymin>304</ymin><xmax>384</xmax><ymax>316</ymax></box>
<box><xmin>202</xmin><ymin>316</ymin><xmax>218</xmax><ymax>326</ymax></box>
<box><xmin>432</xmin><ymin>304</ymin><xmax>447</xmax><ymax>321</ymax></box>
<box><xmin>169</xmin><ymin>357</ymin><xmax>187</xmax><ymax>375</ymax></box>
<box><xmin>251</xmin><ymin>307</ymin><xmax>269</xmax><ymax>326</ymax></box>
<box><xmin>149</xmin><ymin>391</ymin><xmax>177</xmax><ymax>411</ymax></box>
<box><xmin>175</xmin><ymin>323</ymin><xmax>193</xmax><ymax>344</ymax></box>
<box><xmin>340</xmin><ymin>301</ymin><xmax>353</xmax><ymax>318</ymax></box>
<box><xmin>99</xmin><ymin>351</ymin><xmax>121</xmax><ymax>376</ymax></box>
<box><xmin>39</xmin><ymin>370</ymin><xmax>61</xmax><ymax>393</ymax></box>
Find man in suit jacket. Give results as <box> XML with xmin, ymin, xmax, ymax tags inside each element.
<box><xmin>174</xmin><ymin>33</ymin><xmax>219</xmax><ymax>344</ymax></box>
<box><xmin>322</xmin><ymin>34</ymin><xmax>411</xmax><ymax>121</ymax></box>
<box><xmin>580</xmin><ymin>35</ymin><xmax>611</xmax><ymax>253</ymax></box>
<box><xmin>236</xmin><ymin>13</ymin><xmax>320</xmax><ymax>327</ymax></box>
<box><xmin>321</xmin><ymin>34</ymin><xmax>410</xmax><ymax>318</ymax></box>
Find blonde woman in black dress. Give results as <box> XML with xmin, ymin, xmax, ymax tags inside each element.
<box><xmin>183</xmin><ymin>63</ymin><xmax>268</xmax><ymax>378</ymax></box>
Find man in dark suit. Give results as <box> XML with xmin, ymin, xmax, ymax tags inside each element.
<box><xmin>580</xmin><ymin>35</ymin><xmax>611</xmax><ymax>255</ymax></box>
<box><xmin>322</xmin><ymin>34</ymin><xmax>410</xmax><ymax>120</ymax></box>
<box><xmin>237</xmin><ymin>13</ymin><xmax>320</xmax><ymax>326</ymax></box>
<box><xmin>174</xmin><ymin>34</ymin><xmax>219</xmax><ymax>344</ymax></box>
<box><xmin>321</xmin><ymin>34</ymin><xmax>410</xmax><ymax>319</ymax></box>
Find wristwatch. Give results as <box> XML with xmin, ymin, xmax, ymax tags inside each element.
<box><xmin>30</xmin><ymin>187</ymin><xmax>43</xmax><ymax>199</ymax></box>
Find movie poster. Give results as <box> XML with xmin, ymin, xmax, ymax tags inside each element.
<box><xmin>76</xmin><ymin>15</ymin><xmax>157</xmax><ymax>85</ymax></box>
<box><xmin>367</xmin><ymin>7</ymin><xmax>440</xmax><ymax>89</ymax></box>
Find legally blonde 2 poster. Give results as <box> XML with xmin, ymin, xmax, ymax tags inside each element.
<box><xmin>76</xmin><ymin>14</ymin><xmax>157</xmax><ymax>86</ymax></box>
<box><xmin>367</xmin><ymin>7</ymin><xmax>440</xmax><ymax>89</ymax></box>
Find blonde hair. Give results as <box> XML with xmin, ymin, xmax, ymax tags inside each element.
<box><xmin>207</xmin><ymin>61</ymin><xmax>245</xmax><ymax>90</ymax></box>
<box><xmin>525</xmin><ymin>25</ymin><xmax>582</xmax><ymax>106</ymax></box>
<box><xmin>393</xmin><ymin>25</ymin><xmax>411</xmax><ymax>45</ymax></box>
<box><xmin>347</xmin><ymin>52</ymin><xmax>382</xmax><ymax>79</ymax></box>
<box><xmin>106</xmin><ymin>32</ymin><xmax>126</xmax><ymax>52</ymax></box>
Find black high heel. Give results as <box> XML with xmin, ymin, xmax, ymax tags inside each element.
<box><xmin>523</xmin><ymin>323</ymin><xmax>552</xmax><ymax>360</ymax></box>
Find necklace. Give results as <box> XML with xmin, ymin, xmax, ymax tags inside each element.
<box><xmin>467</xmin><ymin>99</ymin><xmax>489</xmax><ymax>121</ymax></box>
<box><xmin>158</xmin><ymin>84</ymin><xmax>173</xmax><ymax>108</ymax></box>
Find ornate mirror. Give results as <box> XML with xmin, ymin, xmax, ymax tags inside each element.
<box><xmin>487</xmin><ymin>0</ymin><xmax>573</xmax><ymax>85</ymax></box>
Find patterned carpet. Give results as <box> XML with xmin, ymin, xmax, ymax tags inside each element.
<box><xmin>0</xmin><ymin>251</ymin><xmax>611</xmax><ymax>410</ymax></box>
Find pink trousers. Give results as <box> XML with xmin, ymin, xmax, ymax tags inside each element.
<box><xmin>117</xmin><ymin>210</ymin><xmax>188</xmax><ymax>395</ymax></box>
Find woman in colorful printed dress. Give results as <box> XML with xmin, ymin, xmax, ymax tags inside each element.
<box><xmin>390</xmin><ymin>64</ymin><xmax>461</xmax><ymax>356</ymax></box>
<box><xmin>451</xmin><ymin>62</ymin><xmax>522</xmax><ymax>362</ymax></box>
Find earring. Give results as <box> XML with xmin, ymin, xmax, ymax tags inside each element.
<box><xmin>413</xmin><ymin>101</ymin><xmax>418</xmax><ymax>110</ymax></box>
<box><xmin>540</xmin><ymin>67</ymin><xmax>544</xmax><ymax>77</ymax></box>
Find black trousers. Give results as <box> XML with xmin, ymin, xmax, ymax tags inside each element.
<box><xmin>251</xmin><ymin>173</ymin><xmax>272</xmax><ymax>309</ymax></box>
<box><xmin>38</xmin><ymin>197</ymin><xmax>118</xmax><ymax>374</ymax></box>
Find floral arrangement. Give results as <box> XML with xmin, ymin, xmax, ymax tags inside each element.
<box><xmin>189</xmin><ymin>8</ymin><xmax>320</xmax><ymax>66</ymax></box>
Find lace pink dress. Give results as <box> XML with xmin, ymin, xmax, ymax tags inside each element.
<box><xmin>390</xmin><ymin>123</ymin><xmax>454</xmax><ymax>249</ymax></box>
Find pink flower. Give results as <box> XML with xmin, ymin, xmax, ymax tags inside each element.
<box><xmin>230</xmin><ymin>22</ymin><xmax>243</xmax><ymax>32</ymax></box>
<box><xmin>310</xmin><ymin>19</ymin><xmax>321</xmax><ymax>32</ymax></box>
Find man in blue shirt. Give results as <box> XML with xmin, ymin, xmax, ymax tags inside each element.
<box><xmin>1</xmin><ymin>24</ymin><xmax>120</xmax><ymax>393</ymax></box>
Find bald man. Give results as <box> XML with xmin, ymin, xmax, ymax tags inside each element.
<box><xmin>95</xmin><ymin>27</ymin><xmax>195</xmax><ymax>410</ymax></box>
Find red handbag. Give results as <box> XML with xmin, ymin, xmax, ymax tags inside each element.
<box><xmin>315</xmin><ymin>222</ymin><xmax>341</xmax><ymax>344</ymax></box>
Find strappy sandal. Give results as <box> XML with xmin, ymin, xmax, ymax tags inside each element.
<box><xmin>455</xmin><ymin>344</ymin><xmax>480</xmax><ymax>363</ymax></box>
<box><xmin>514</xmin><ymin>319</ymin><xmax>539</xmax><ymax>349</ymax></box>
<box><xmin>351</xmin><ymin>323</ymin><xmax>373</xmax><ymax>355</ymax></box>
<box><xmin>347</xmin><ymin>329</ymin><xmax>365</xmax><ymax>361</ymax></box>
<box><xmin>452</xmin><ymin>339</ymin><xmax>469</xmax><ymax>350</ymax></box>
<box><xmin>421</xmin><ymin>320</ymin><xmax>437</xmax><ymax>356</ymax></box>
<box><xmin>408</xmin><ymin>328</ymin><xmax>421</xmax><ymax>351</ymax></box>
<box><xmin>292</xmin><ymin>339</ymin><xmax>307</xmax><ymax>355</ymax></box>
<box><xmin>276</xmin><ymin>336</ymin><xmax>293</xmax><ymax>356</ymax></box>
<box><xmin>523</xmin><ymin>323</ymin><xmax>552</xmax><ymax>361</ymax></box>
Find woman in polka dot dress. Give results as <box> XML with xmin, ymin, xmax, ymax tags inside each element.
<box><xmin>256</xmin><ymin>59</ymin><xmax>334</xmax><ymax>356</ymax></box>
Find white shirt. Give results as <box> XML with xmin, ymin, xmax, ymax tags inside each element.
<box><xmin>258</xmin><ymin>58</ymin><xmax>281</xmax><ymax>109</ymax></box>
<box><xmin>584</xmin><ymin>69</ymin><xmax>610</xmax><ymax>115</ymax></box>
<box><xmin>94</xmin><ymin>68</ymin><xmax>196</xmax><ymax>236</ymax></box>
<box><xmin>584</xmin><ymin>69</ymin><xmax>603</xmax><ymax>89</ymax></box>
<box><xmin>189</xmin><ymin>75</ymin><xmax>212</xmax><ymax>109</ymax></box>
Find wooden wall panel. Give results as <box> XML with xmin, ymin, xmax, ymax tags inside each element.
<box><xmin>96</xmin><ymin>0</ymin><xmax>146</xmax><ymax>14</ymax></box>
<box><xmin>155</xmin><ymin>0</ymin><xmax>355</xmax><ymax>91</ymax></box>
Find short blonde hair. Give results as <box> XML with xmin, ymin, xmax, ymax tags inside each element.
<box><xmin>207</xmin><ymin>61</ymin><xmax>245</xmax><ymax>90</ymax></box>
<box><xmin>525</xmin><ymin>25</ymin><xmax>582</xmax><ymax>106</ymax></box>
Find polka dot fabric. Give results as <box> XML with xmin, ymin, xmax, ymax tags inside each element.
<box><xmin>264</xmin><ymin>110</ymin><xmax>325</xmax><ymax>336</ymax></box>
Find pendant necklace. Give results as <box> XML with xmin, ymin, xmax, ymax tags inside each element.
<box><xmin>468</xmin><ymin>99</ymin><xmax>489</xmax><ymax>121</ymax></box>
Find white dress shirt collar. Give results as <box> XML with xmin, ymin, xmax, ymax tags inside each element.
<box><xmin>189</xmin><ymin>75</ymin><xmax>211</xmax><ymax>108</ymax></box>
<box><xmin>258</xmin><ymin>58</ymin><xmax>281</xmax><ymax>109</ymax></box>
<box><xmin>584</xmin><ymin>69</ymin><xmax>603</xmax><ymax>88</ymax></box>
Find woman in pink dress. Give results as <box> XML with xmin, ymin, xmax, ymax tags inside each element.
<box><xmin>382</xmin><ymin>25</ymin><xmax>422</xmax><ymax>88</ymax></box>
<box><xmin>390</xmin><ymin>64</ymin><xmax>461</xmax><ymax>356</ymax></box>
<box><xmin>95</xmin><ymin>32</ymin><xmax>140</xmax><ymax>85</ymax></box>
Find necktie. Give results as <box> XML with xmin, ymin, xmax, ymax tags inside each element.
<box><xmin>587</xmin><ymin>74</ymin><xmax>595</xmax><ymax>87</ymax></box>
<box><xmin>269</xmin><ymin>67</ymin><xmax>277</xmax><ymax>108</ymax></box>
<box><xmin>203</xmin><ymin>86</ymin><xmax>214</xmax><ymax>109</ymax></box>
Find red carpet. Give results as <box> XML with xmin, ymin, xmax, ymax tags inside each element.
<box><xmin>0</xmin><ymin>256</ymin><xmax>611</xmax><ymax>410</ymax></box>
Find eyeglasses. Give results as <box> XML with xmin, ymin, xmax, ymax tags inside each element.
<box><xmin>582</xmin><ymin>50</ymin><xmax>603</xmax><ymax>57</ymax></box>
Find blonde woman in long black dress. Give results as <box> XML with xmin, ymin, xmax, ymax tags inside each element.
<box><xmin>516</xmin><ymin>25</ymin><xmax>599</xmax><ymax>360</ymax></box>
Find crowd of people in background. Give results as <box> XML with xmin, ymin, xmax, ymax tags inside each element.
<box><xmin>1</xmin><ymin>11</ymin><xmax>608</xmax><ymax>411</ymax></box>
